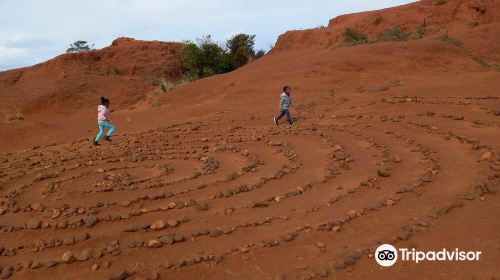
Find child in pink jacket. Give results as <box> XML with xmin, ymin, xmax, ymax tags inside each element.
<box><xmin>93</xmin><ymin>97</ymin><xmax>115</xmax><ymax>146</ymax></box>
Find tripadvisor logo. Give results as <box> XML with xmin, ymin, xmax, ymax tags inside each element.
<box><xmin>375</xmin><ymin>244</ymin><xmax>482</xmax><ymax>267</ymax></box>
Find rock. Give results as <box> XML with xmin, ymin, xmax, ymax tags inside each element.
<box><xmin>57</xmin><ymin>220</ymin><xmax>69</xmax><ymax>229</ymax></box>
<box><xmin>90</xmin><ymin>263</ymin><xmax>99</xmax><ymax>271</ymax></box>
<box><xmin>159</xmin><ymin>234</ymin><xmax>175</xmax><ymax>245</ymax></box>
<box><xmin>101</xmin><ymin>261</ymin><xmax>111</xmax><ymax>269</ymax></box>
<box><xmin>342</xmin><ymin>250</ymin><xmax>360</xmax><ymax>266</ymax></box>
<box><xmin>26</xmin><ymin>218</ymin><xmax>42</xmax><ymax>229</ymax></box>
<box><xmin>51</xmin><ymin>208</ymin><xmax>61</xmax><ymax>219</ymax></box>
<box><xmin>393</xmin><ymin>154</ymin><xmax>401</xmax><ymax>163</ymax></box>
<box><xmin>0</xmin><ymin>208</ymin><xmax>6</xmax><ymax>216</ymax></box>
<box><xmin>377</xmin><ymin>167</ymin><xmax>390</xmax><ymax>177</ymax></box>
<box><xmin>75</xmin><ymin>232</ymin><xmax>91</xmax><ymax>242</ymax></box>
<box><xmin>173</xmin><ymin>234</ymin><xmax>185</xmax><ymax>243</ymax></box>
<box><xmin>41</xmin><ymin>260</ymin><xmax>57</xmax><ymax>268</ymax></box>
<box><xmin>84</xmin><ymin>215</ymin><xmax>98</xmax><ymax>227</ymax></box>
<box><xmin>318</xmin><ymin>267</ymin><xmax>329</xmax><ymax>277</ymax></box>
<box><xmin>167</xmin><ymin>219</ymin><xmax>178</xmax><ymax>227</ymax></box>
<box><xmin>63</xmin><ymin>236</ymin><xmax>75</xmax><ymax>245</ymax></box>
<box><xmin>76</xmin><ymin>248</ymin><xmax>93</xmax><ymax>261</ymax></box>
<box><xmin>421</xmin><ymin>173</ymin><xmax>433</xmax><ymax>182</ymax></box>
<box><xmin>1</xmin><ymin>267</ymin><xmax>12</xmax><ymax>279</ymax></box>
<box><xmin>316</xmin><ymin>242</ymin><xmax>326</xmax><ymax>249</ymax></box>
<box><xmin>62</xmin><ymin>251</ymin><xmax>75</xmax><ymax>263</ymax></box>
<box><xmin>481</xmin><ymin>151</ymin><xmax>492</xmax><ymax>161</ymax></box>
<box><xmin>147</xmin><ymin>239</ymin><xmax>162</xmax><ymax>248</ymax></box>
<box><xmin>92</xmin><ymin>248</ymin><xmax>104</xmax><ymax>259</ymax></box>
<box><xmin>30</xmin><ymin>261</ymin><xmax>42</xmax><ymax>269</ymax></box>
<box><xmin>31</xmin><ymin>202</ymin><xmax>43</xmax><ymax>211</ymax></box>
<box><xmin>150</xmin><ymin>220</ymin><xmax>167</xmax><ymax>230</ymax></box>
<box><xmin>196</xmin><ymin>202</ymin><xmax>210</xmax><ymax>211</ymax></box>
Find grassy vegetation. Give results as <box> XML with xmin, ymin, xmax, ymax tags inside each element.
<box><xmin>3</xmin><ymin>108</ymin><xmax>24</xmax><ymax>123</ymax></box>
<box><xmin>343</xmin><ymin>27</ymin><xmax>369</xmax><ymax>45</ymax></box>
<box><xmin>439</xmin><ymin>34</ymin><xmax>500</xmax><ymax>71</ymax></box>
<box><xmin>373</xmin><ymin>15</ymin><xmax>383</xmax><ymax>26</ymax></box>
<box><xmin>378</xmin><ymin>26</ymin><xmax>409</xmax><ymax>42</ymax></box>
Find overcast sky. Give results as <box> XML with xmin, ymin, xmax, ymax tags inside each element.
<box><xmin>0</xmin><ymin>0</ymin><xmax>415</xmax><ymax>71</ymax></box>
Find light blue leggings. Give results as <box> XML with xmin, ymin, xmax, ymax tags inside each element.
<box><xmin>95</xmin><ymin>122</ymin><xmax>115</xmax><ymax>141</ymax></box>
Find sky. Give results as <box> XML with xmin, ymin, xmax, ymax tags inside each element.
<box><xmin>0</xmin><ymin>0</ymin><xmax>416</xmax><ymax>71</ymax></box>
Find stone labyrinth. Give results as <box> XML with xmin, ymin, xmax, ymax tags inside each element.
<box><xmin>0</xmin><ymin>95</ymin><xmax>499</xmax><ymax>279</ymax></box>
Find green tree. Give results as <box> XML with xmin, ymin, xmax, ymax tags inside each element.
<box><xmin>255</xmin><ymin>49</ymin><xmax>266</xmax><ymax>59</ymax></box>
<box><xmin>66</xmin><ymin>41</ymin><xmax>95</xmax><ymax>53</ymax></box>
<box><xmin>181</xmin><ymin>35</ymin><xmax>231</xmax><ymax>78</ymax></box>
<box><xmin>226</xmin><ymin>33</ymin><xmax>256</xmax><ymax>68</ymax></box>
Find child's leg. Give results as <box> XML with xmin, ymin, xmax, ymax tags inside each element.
<box><xmin>95</xmin><ymin>124</ymin><xmax>105</xmax><ymax>141</ymax></box>
<box><xmin>105</xmin><ymin>123</ymin><xmax>115</xmax><ymax>136</ymax></box>
<box><xmin>284</xmin><ymin>109</ymin><xmax>293</xmax><ymax>124</ymax></box>
<box><xmin>275</xmin><ymin>109</ymin><xmax>286</xmax><ymax>120</ymax></box>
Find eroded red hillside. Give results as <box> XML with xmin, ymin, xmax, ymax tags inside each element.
<box><xmin>0</xmin><ymin>37</ymin><xmax>183</xmax><ymax>113</ymax></box>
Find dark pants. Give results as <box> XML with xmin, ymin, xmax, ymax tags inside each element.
<box><xmin>275</xmin><ymin>109</ymin><xmax>293</xmax><ymax>124</ymax></box>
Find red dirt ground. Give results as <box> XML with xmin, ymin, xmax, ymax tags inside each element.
<box><xmin>0</xmin><ymin>0</ymin><xmax>499</xmax><ymax>279</ymax></box>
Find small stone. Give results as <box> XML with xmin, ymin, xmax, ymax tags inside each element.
<box><xmin>481</xmin><ymin>151</ymin><xmax>492</xmax><ymax>161</ymax></box>
<box><xmin>421</xmin><ymin>173</ymin><xmax>433</xmax><ymax>182</ymax></box>
<box><xmin>377</xmin><ymin>167</ymin><xmax>390</xmax><ymax>177</ymax></box>
<box><xmin>62</xmin><ymin>251</ymin><xmax>75</xmax><ymax>263</ymax></box>
<box><xmin>101</xmin><ymin>261</ymin><xmax>111</xmax><ymax>269</ymax></box>
<box><xmin>1</xmin><ymin>270</ymin><xmax>11</xmax><ymax>279</ymax></box>
<box><xmin>42</xmin><ymin>261</ymin><xmax>57</xmax><ymax>268</ymax></box>
<box><xmin>57</xmin><ymin>220</ymin><xmax>69</xmax><ymax>229</ymax></box>
<box><xmin>167</xmin><ymin>219</ymin><xmax>179</xmax><ymax>227</ymax></box>
<box><xmin>84</xmin><ymin>215</ymin><xmax>98</xmax><ymax>227</ymax></box>
<box><xmin>26</xmin><ymin>218</ymin><xmax>42</xmax><ymax>229</ymax></box>
<box><xmin>342</xmin><ymin>250</ymin><xmax>360</xmax><ymax>266</ymax></box>
<box><xmin>318</xmin><ymin>267</ymin><xmax>329</xmax><ymax>277</ymax></box>
<box><xmin>316</xmin><ymin>242</ymin><xmax>326</xmax><ymax>249</ymax></box>
<box><xmin>393</xmin><ymin>155</ymin><xmax>401</xmax><ymax>163</ymax></box>
<box><xmin>148</xmin><ymin>239</ymin><xmax>162</xmax><ymax>248</ymax></box>
<box><xmin>75</xmin><ymin>232</ymin><xmax>91</xmax><ymax>242</ymax></box>
<box><xmin>30</xmin><ymin>261</ymin><xmax>42</xmax><ymax>269</ymax></box>
<box><xmin>63</xmin><ymin>236</ymin><xmax>75</xmax><ymax>245</ymax></box>
<box><xmin>150</xmin><ymin>220</ymin><xmax>167</xmax><ymax>230</ymax></box>
<box><xmin>196</xmin><ymin>202</ymin><xmax>209</xmax><ymax>211</ymax></box>
<box><xmin>31</xmin><ymin>203</ymin><xmax>43</xmax><ymax>211</ymax></box>
<box><xmin>75</xmin><ymin>248</ymin><xmax>93</xmax><ymax>261</ymax></box>
<box><xmin>90</xmin><ymin>263</ymin><xmax>99</xmax><ymax>271</ymax></box>
<box><xmin>51</xmin><ymin>208</ymin><xmax>61</xmax><ymax>219</ymax></box>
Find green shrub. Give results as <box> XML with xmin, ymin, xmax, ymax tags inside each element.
<box><xmin>379</xmin><ymin>26</ymin><xmax>409</xmax><ymax>42</ymax></box>
<box><xmin>66</xmin><ymin>41</ymin><xmax>95</xmax><ymax>53</ymax></box>
<box><xmin>343</xmin><ymin>27</ymin><xmax>368</xmax><ymax>44</ymax></box>
<box><xmin>408</xmin><ymin>26</ymin><xmax>424</xmax><ymax>40</ymax></box>
<box><xmin>373</xmin><ymin>15</ymin><xmax>383</xmax><ymax>26</ymax></box>
<box><xmin>180</xmin><ymin>35</ymin><xmax>232</xmax><ymax>79</ymax></box>
<box><xmin>3</xmin><ymin>108</ymin><xmax>24</xmax><ymax>123</ymax></box>
<box><xmin>439</xmin><ymin>34</ymin><xmax>463</xmax><ymax>48</ymax></box>
<box><xmin>226</xmin><ymin>33</ymin><xmax>256</xmax><ymax>69</ymax></box>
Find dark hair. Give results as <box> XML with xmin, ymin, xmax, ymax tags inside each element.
<box><xmin>283</xmin><ymin>85</ymin><xmax>290</xmax><ymax>92</ymax></box>
<box><xmin>100</xmin><ymin>96</ymin><xmax>109</xmax><ymax>105</ymax></box>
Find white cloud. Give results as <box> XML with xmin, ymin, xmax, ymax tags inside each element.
<box><xmin>0</xmin><ymin>0</ymin><xmax>416</xmax><ymax>71</ymax></box>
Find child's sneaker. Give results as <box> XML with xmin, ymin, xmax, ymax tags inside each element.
<box><xmin>105</xmin><ymin>136</ymin><xmax>112</xmax><ymax>141</ymax></box>
<box><xmin>273</xmin><ymin>117</ymin><xmax>278</xmax><ymax>125</ymax></box>
<box><xmin>93</xmin><ymin>141</ymin><xmax>99</xmax><ymax>146</ymax></box>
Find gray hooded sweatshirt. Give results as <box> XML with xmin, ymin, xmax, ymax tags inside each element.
<box><xmin>279</xmin><ymin>92</ymin><xmax>292</xmax><ymax>110</ymax></box>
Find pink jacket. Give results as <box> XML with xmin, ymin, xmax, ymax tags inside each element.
<box><xmin>97</xmin><ymin>105</ymin><xmax>110</xmax><ymax>123</ymax></box>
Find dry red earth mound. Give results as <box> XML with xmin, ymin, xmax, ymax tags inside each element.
<box><xmin>0</xmin><ymin>37</ymin><xmax>183</xmax><ymax>114</ymax></box>
<box><xmin>0</xmin><ymin>0</ymin><xmax>499</xmax><ymax>279</ymax></box>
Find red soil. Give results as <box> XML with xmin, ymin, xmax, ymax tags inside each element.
<box><xmin>0</xmin><ymin>0</ymin><xmax>499</xmax><ymax>279</ymax></box>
